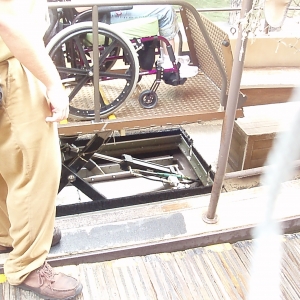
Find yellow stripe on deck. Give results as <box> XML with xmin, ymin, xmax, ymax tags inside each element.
<box><xmin>0</xmin><ymin>274</ymin><xmax>6</xmax><ymax>283</ymax></box>
<box><xmin>100</xmin><ymin>85</ymin><xmax>116</xmax><ymax>119</ymax></box>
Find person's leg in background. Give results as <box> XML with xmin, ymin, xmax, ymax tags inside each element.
<box><xmin>110</xmin><ymin>5</ymin><xmax>198</xmax><ymax>78</ymax></box>
<box><xmin>110</xmin><ymin>5</ymin><xmax>178</xmax><ymax>51</ymax></box>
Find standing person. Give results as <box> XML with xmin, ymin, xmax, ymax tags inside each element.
<box><xmin>0</xmin><ymin>0</ymin><xmax>83</xmax><ymax>299</ymax></box>
<box><xmin>75</xmin><ymin>4</ymin><xmax>198</xmax><ymax>78</ymax></box>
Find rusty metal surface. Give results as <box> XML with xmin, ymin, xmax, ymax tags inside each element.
<box><xmin>1</xmin><ymin>232</ymin><xmax>300</xmax><ymax>299</ymax></box>
<box><xmin>70</xmin><ymin>73</ymin><xmax>220</xmax><ymax>117</ymax></box>
<box><xmin>59</xmin><ymin>74</ymin><xmax>244</xmax><ymax>135</ymax></box>
<box><xmin>116</xmin><ymin>74</ymin><xmax>221</xmax><ymax>117</ymax></box>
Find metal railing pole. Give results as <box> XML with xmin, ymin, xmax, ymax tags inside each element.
<box><xmin>203</xmin><ymin>0</ymin><xmax>254</xmax><ymax>224</ymax></box>
<box><xmin>92</xmin><ymin>5</ymin><xmax>101</xmax><ymax>122</ymax></box>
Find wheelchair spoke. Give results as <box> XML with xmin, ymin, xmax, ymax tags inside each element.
<box><xmin>57</xmin><ymin>67</ymin><xmax>89</xmax><ymax>76</ymax></box>
<box><xmin>98</xmin><ymin>90</ymin><xmax>106</xmax><ymax>108</ymax></box>
<box><xmin>98</xmin><ymin>39</ymin><xmax>118</xmax><ymax>66</ymax></box>
<box><xmin>72</xmin><ymin>36</ymin><xmax>90</xmax><ymax>68</ymax></box>
<box><xmin>68</xmin><ymin>75</ymin><xmax>90</xmax><ymax>101</ymax></box>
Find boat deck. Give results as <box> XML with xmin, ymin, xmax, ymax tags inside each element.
<box><xmin>1</xmin><ymin>231</ymin><xmax>300</xmax><ymax>299</ymax></box>
<box><xmin>1</xmin><ymin>172</ymin><xmax>300</xmax><ymax>299</ymax></box>
<box><xmin>2</xmin><ymin>104</ymin><xmax>300</xmax><ymax>299</ymax></box>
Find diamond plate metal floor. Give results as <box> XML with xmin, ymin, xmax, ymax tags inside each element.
<box><xmin>60</xmin><ymin>73</ymin><xmax>243</xmax><ymax>135</ymax></box>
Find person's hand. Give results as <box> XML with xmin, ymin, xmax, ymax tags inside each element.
<box><xmin>45</xmin><ymin>86</ymin><xmax>69</xmax><ymax>122</ymax></box>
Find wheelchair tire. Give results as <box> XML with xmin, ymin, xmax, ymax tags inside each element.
<box><xmin>46</xmin><ymin>22</ymin><xmax>139</xmax><ymax>119</ymax></box>
<box><xmin>138</xmin><ymin>90</ymin><xmax>158</xmax><ymax>109</ymax></box>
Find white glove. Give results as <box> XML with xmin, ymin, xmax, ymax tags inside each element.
<box><xmin>45</xmin><ymin>86</ymin><xmax>69</xmax><ymax>122</ymax></box>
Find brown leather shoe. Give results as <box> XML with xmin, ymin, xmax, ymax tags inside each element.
<box><xmin>0</xmin><ymin>245</ymin><xmax>13</xmax><ymax>254</ymax></box>
<box><xmin>51</xmin><ymin>226</ymin><xmax>62</xmax><ymax>247</ymax></box>
<box><xmin>0</xmin><ymin>226</ymin><xmax>62</xmax><ymax>254</ymax></box>
<box><xmin>17</xmin><ymin>262</ymin><xmax>83</xmax><ymax>300</ymax></box>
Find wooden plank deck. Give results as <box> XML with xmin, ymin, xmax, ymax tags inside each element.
<box><xmin>1</xmin><ymin>232</ymin><xmax>299</xmax><ymax>300</ymax></box>
<box><xmin>228</xmin><ymin>102</ymin><xmax>300</xmax><ymax>171</ymax></box>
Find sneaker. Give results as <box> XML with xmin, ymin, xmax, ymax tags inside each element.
<box><xmin>159</xmin><ymin>54</ymin><xmax>191</xmax><ymax>65</ymax></box>
<box><xmin>17</xmin><ymin>262</ymin><xmax>83</xmax><ymax>300</ymax></box>
<box><xmin>177</xmin><ymin>55</ymin><xmax>198</xmax><ymax>78</ymax></box>
<box><xmin>159</xmin><ymin>58</ymin><xmax>198</xmax><ymax>79</ymax></box>
<box><xmin>178</xmin><ymin>64</ymin><xmax>199</xmax><ymax>78</ymax></box>
<box><xmin>51</xmin><ymin>226</ymin><xmax>62</xmax><ymax>247</ymax></box>
<box><xmin>159</xmin><ymin>59</ymin><xmax>173</xmax><ymax>70</ymax></box>
<box><xmin>176</xmin><ymin>55</ymin><xmax>191</xmax><ymax>65</ymax></box>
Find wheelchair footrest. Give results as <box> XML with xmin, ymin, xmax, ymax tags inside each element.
<box><xmin>163</xmin><ymin>73</ymin><xmax>187</xmax><ymax>86</ymax></box>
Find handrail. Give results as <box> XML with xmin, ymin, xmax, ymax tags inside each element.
<box><xmin>179</xmin><ymin>7</ymin><xmax>241</xmax><ymax>13</ymax></box>
<box><xmin>204</xmin><ymin>0</ymin><xmax>254</xmax><ymax>223</ymax></box>
<box><xmin>190</xmin><ymin>6</ymin><xmax>300</xmax><ymax>12</ymax></box>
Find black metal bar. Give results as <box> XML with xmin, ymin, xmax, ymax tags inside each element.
<box><xmin>55</xmin><ymin>184</ymin><xmax>212</xmax><ymax>217</ymax></box>
<box><xmin>59</xmin><ymin>133</ymin><xmax>108</xmax><ymax>194</ymax></box>
<box><xmin>59</xmin><ymin>164</ymin><xmax>106</xmax><ymax>200</ymax></box>
<box><xmin>66</xmin><ymin>134</ymin><xmax>106</xmax><ymax>172</ymax></box>
<box><xmin>120</xmin><ymin>154</ymin><xmax>176</xmax><ymax>173</ymax></box>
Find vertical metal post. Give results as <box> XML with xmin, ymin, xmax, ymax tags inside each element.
<box><xmin>92</xmin><ymin>5</ymin><xmax>101</xmax><ymax>122</ymax></box>
<box><xmin>203</xmin><ymin>0</ymin><xmax>254</xmax><ymax>223</ymax></box>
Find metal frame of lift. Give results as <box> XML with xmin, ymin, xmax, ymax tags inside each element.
<box><xmin>48</xmin><ymin>0</ymin><xmax>248</xmax><ymax>222</ymax></box>
<box><xmin>57</xmin><ymin>128</ymin><xmax>214</xmax><ymax>216</ymax></box>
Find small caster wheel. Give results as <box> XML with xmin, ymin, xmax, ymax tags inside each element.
<box><xmin>139</xmin><ymin>90</ymin><xmax>158</xmax><ymax>109</ymax></box>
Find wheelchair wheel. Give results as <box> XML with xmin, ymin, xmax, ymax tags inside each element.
<box><xmin>138</xmin><ymin>90</ymin><xmax>158</xmax><ymax>109</ymax></box>
<box><xmin>46</xmin><ymin>22</ymin><xmax>139</xmax><ymax>119</ymax></box>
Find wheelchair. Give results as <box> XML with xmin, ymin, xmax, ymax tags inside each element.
<box><xmin>45</xmin><ymin>3</ymin><xmax>189</xmax><ymax>120</ymax></box>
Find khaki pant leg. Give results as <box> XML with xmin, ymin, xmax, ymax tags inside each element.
<box><xmin>0</xmin><ymin>59</ymin><xmax>61</xmax><ymax>285</ymax></box>
<box><xmin>0</xmin><ymin>174</ymin><xmax>13</xmax><ymax>247</ymax></box>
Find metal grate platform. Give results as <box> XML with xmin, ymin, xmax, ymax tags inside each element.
<box><xmin>69</xmin><ymin>73</ymin><xmax>222</xmax><ymax>119</ymax></box>
<box><xmin>114</xmin><ymin>74</ymin><xmax>222</xmax><ymax>117</ymax></box>
<box><xmin>60</xmin><ymin>73</ymin><xmax>243</xmax><ymax>135</ymax></box>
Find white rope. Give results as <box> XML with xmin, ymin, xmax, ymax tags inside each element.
<box><xmin>235</xmin><ymin>0</ymin><xmax>300</xmax><ymax>59</ymax></box>
<box><xmin>247</xmin><ymin>86</ymin><xmax>300</xmax><ymax>299</ymax></box>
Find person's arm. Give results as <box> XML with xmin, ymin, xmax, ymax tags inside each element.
<box><xmin>0</xmin><ymin>0</ymin><xmax>68</xmax><ymax>122</ymax></box>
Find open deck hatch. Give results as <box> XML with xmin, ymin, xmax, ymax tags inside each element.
<box><xmin>57</xmin><ymin>128</ymin><xmax>214</xmax><ymax>217</ymax></box>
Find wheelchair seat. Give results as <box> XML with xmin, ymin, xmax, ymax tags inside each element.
<box><xmin>110</xmin><ymin>17</ymin><xmax>159</xmax><ymax>39</ymax></box>
<box><xmin>84</xmin><ymin>17</ymin><xmax>159</xmax><ymax>44</ymax></box>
